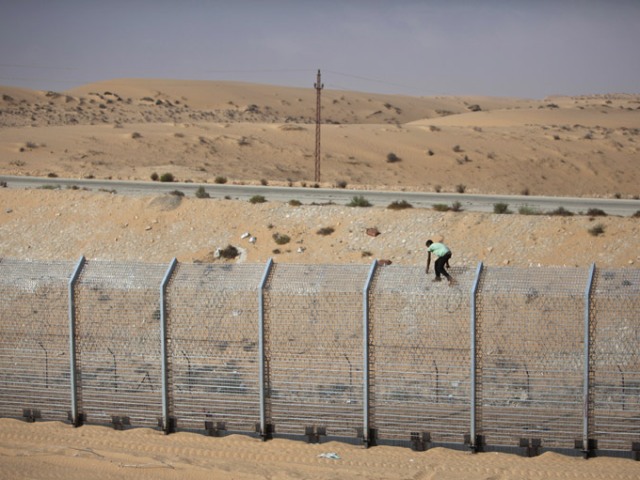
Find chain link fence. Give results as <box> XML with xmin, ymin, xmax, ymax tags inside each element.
<box><xmin>0</xmin><ymin>258</ymin><xmax>638</xmax><ymax>457</ymax></box>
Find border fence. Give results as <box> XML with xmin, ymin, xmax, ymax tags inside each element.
<box><xmin>1</xmin><ymin>258</ymin><xmax>639</xmax><ymax>459</ymax></box>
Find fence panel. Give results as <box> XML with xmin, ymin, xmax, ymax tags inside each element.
<box><xmin>369</xmin><ymin>265</ymin><xmax>474</xmax><ymax>445</ymax></box>
<box><xmin>74</xmin><ymin>261</ymin><xmax>168</xmax><ymax>428</ymax></box>
<box><xmin>591</xmin><ymin>268</ymin><xmax>640</xmax><ymax>451</ymax></box>
<box><xmin>166</xmin><ymin>263</ymin><xmax>265</xmax><ymax>434</ymax></box>
<box><xmin>0</xmin><ymin>259</ymin><xmax>75</xmax><ymax>422</ymax></box>
<box><xmin>263</xmin><ymin>264</ymin><xmax>370</xmax><ymax>439</ymax></box>
<box><xmin>0</xmin><ymin>258</ymin><xmax>639</xmax><ymax>455</ymax></box>
<box><xmin>476</xmin><ymin>267</ymin><xmax>587</xmax><ymax>450</ymax></box>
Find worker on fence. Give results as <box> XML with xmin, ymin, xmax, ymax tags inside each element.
<box><xmin>425</xmin><ymin>239</ymin><xmax>455</xmax><ymax>284</ymax></box>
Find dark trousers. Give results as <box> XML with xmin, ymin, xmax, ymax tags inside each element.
<box><xmin>435</xmin><ymin>252</ymin><xmax>452</xmax><ymax>279</ymax></box>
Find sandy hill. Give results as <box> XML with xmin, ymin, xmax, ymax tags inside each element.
<box><xmin>1</xmin><ymin>79</ymin><xmax>639</xmax><ymax>268</ymax></box>
<box><xmin>1</xmin><ymin>79</ymin><xmax>638</xmax><ymax>197</ymax></box>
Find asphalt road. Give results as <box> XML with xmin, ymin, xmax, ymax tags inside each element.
<box><xmin>1</xmin><ymin>175</ymin><xmax>639</xmax><ymax>216</ymax></box>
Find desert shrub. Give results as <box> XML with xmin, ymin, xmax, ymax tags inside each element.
<box><xmin>288</xmin><ymin>199</ymin><xmax>302</xmax><ymax>206</ymax></box>
<box><xmin>219</xmin><ymin>245</ymin><xmax>239</xmax><ymax>259</ymax></box>
<box><xmin>588</xmin><ymin>223</ymin><xmax>605</xmax><ymax>236</ymax></box>
<box><xmin>151</xmin><ymin>172</ymin><xmax>159</xmax><ymax>181</ymax></box>
<box><xmin>632</xmin><ymin>210</ymin><xmax>640</xmax><ymax>218</ymax></box>
<box><xmin>387</xmin><ymin>200</ymin><xmax>413</xmax><ymax>210</ymax></box>
<box><xmin>452</xmin><ymin>145</ymin><xmax>463</xmax><ymax>153</ymax></box>
<box><xmin>518</xmin><ymin>205</ymin><xmax>542</xmax><ymax>215</ymax></box>
<box><xmin>348</xmin><ymin>195</ymin><xmax>372</xmax><ymax>207</ymax></box>
<box><xmin>456</xmin><ymin>184</ymin><xmax>466</xmax><ymax>193</ymax></box>
<box><xmin>260</xmin><ymin>179</ymin><xmax>268</xmax><ymax>186</ymax></box>
<box><xmin>429</xmin><ymin>125</ymin><xmax>441</xmax><ymax>132</ymax></box>
<box><xmin>238</xmin><ymin>136</ymin><xmax>250</xmax><ymax>146</ymax></box>
<box><xmin>433</xmin><ymin>203</ymin><xmax>450</xmax><ymax>212</ymax></box>
<box><xmin>450</xmin><ymin>201</ymin><xmax>463</xmax><ymax>212</ymax></box>
<box><xmin>586</xmin><ymin>208</ymin><xmax>607</xmax><ymax>217</ymax></box>
<box><xmin>427</xmin><ymin>149</ymin><xmax>434</xmax><ymax>156</ymax></box>
<box><xmin>386</xmin><ymin>152</ymin><xmax>401</xmax><ymax>163</ymax></box>
<box><xmin>434</xmin><ymin>185</ymin><xmax>442</xmax><ymax>193</ymax></box>
<box><xmin>548</xmin><ymin>206</ymin><xmax>574</xmax><ymax>216</ymax></box>
<box><xmin>335</xmin><ymin>180</ymin><xmax>348</xmax><ymax>189</ymax></box>
<box><xmin>317</xmin><ymin>227</ymin><xmax>335</xmax><ymax>236</ymax></box>
<box><xmin>493</xmin><ymin>203</ymin><xmax>511</xmax><ymax>214</ymax></box>
<box><xmin>361</xmin><ymin>251</ymin><xmax>373</xmax><ymax>258</ymax></box>
<box><xmin>272</xmin><ymin>233</ymin><xmax>290</xmax><ymax>245</ymax></box>
<box><xmin>131</xmin><ymin>132</ymin><xmax>142</xmax><ymax>139</ymax></box>
<box><xmin>195</xmin><ymin>186</ymin><xmax>210</xmax><ymax>198</ymax></box>
<box><xmin>169</xmin><ymin>190</ymin><xmax>184</xmax><ymax>197</ymax></box>
<box><xmin>47</xmin><ymin>172</ymin><xmax>58</xmax><ymax>178</ymax></box>
<box><xmin>521</xmin><ymin>187</ymin><xmax>530</xmax><ymax>196</ymax></box>
<box><xmin>160</xmin><ymin>172</ymin><xmax>175</xmax><ymax>182</ymax></box>
<box><xmin>249</xmin><ymin>195</ymin><xmax>266</xmax><ymax>204</ymax></box>
<box><xmin>214</xmin><ymin>175</ymin><xmax>227</xmax><ymax>184</ymax></box>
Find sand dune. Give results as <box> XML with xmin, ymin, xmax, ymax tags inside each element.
<box><xmin>2</xmin><ymin>79</ymin><xmax>638</xmax><ymax>197</ymax></box>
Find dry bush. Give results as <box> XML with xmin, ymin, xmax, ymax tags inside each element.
<box><xmin>272</xmin><ymin>233</ymin><xmax>290</xmax><ymax>245</ymax></box>
<box><xmin>386</xmin><ymin>152</ymin><xmax>401</xmax><ymax>163</ymax></box>
<box><xmin>316</xmin><ymin>227</ymin><xmax>335</xmax><ymax>236</ymax></box>
<box><xmin>387</xmin><ymin>200</ymin><xmax>413</xmax><ymax>210</ymax></box>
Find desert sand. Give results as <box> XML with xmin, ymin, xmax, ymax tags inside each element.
<box><xmin>1</xmin><ymin>79</ymin><xmax>640</xmax><ymax>478</ymax></box>
<box><xmin>2</xmin><ymin>418</ymin><xmax>640</xmax><ymax>480</ymax></box>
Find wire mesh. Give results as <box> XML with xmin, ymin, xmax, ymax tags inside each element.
<box><xmin>74</xmin><ymin>260</ymin><xmax>169</xmax><ymax>428</ymax></box>
<box><xmin>165</xmin><ymin>262</ymin><xmax>265</xmax><ymax>433</ymax></box>
<box><xmin>0</xmin><ymin>259</ymin><xmax>75</xmax><ymax>422</ymax></box>
<box><xmin>369</xmin><ymin>265</ymin><xmax>474</xmax><ymax>445</ymax></box>
<box><xmin>263</xmin><ymin>264</ymin><xmax>370</xmax><ymax>439</ymax></box>
<box><xmin>591</xmin><ymin>268</ymin><xmax>640</xmax><ymax>451</ymax></box>
<box><xmin>476</xmin><ymin>266</ymin><xmax>588</xmax><ymax>449</ymax></box>
<box><xmin>1</xmin><ymin>258</ymin><xmax>639</xmax><ymax>454</ymax></box>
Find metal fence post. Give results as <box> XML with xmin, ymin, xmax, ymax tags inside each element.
<box><xmin>68</xmin><ymin>256</ymin><xmax>85</xmax><ymax>427</ymax></box>
<box><xmin>582</xmin><ymin>263</ymin><xmax>596</xmax><ymax>455</ymax></box>
<box><xmin>258</xmin><ymin>258</ymin><xmax>274</xmax><ymax>439</ymax></box>
<box><xmin>362</xmin><ymin>260</ymin><xmax>378</xmax><ymax>447</ymax></box>
<box><xmin>469</xmin><ymin>262</ymin><xmax>483</xmax><ymax>450</ymax></box>
<box><xmin>160</xmin><ymin>258</ymin><xmax>178</xmax><ymax>434</ymax></box>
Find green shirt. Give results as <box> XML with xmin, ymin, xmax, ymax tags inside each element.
<box><xmin>428</xmin><ymin>242</ymin><xmax>450</xmax><ymax>257</ymax></box>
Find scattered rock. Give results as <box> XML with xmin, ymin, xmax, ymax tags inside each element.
<box><xmin>366</xmin><ymin>227</ymin><xmax>380</xmax><ymax>237</ymax></box>
<box><xmin>377</xmin><ymin>259</ymin><xmax>392</xmax><ymax>266</ymax></box>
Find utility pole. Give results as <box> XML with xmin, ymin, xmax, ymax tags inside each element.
<box><xmin>314</xmin><ymin>69</ymin><xmax>323</xmax><ymax>183</ymax></box>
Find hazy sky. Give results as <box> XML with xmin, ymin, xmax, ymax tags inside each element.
<box><xmin>1</xmin><ymin>0</ymin><xmax>638</xmax><ymax>99</ymax></box>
